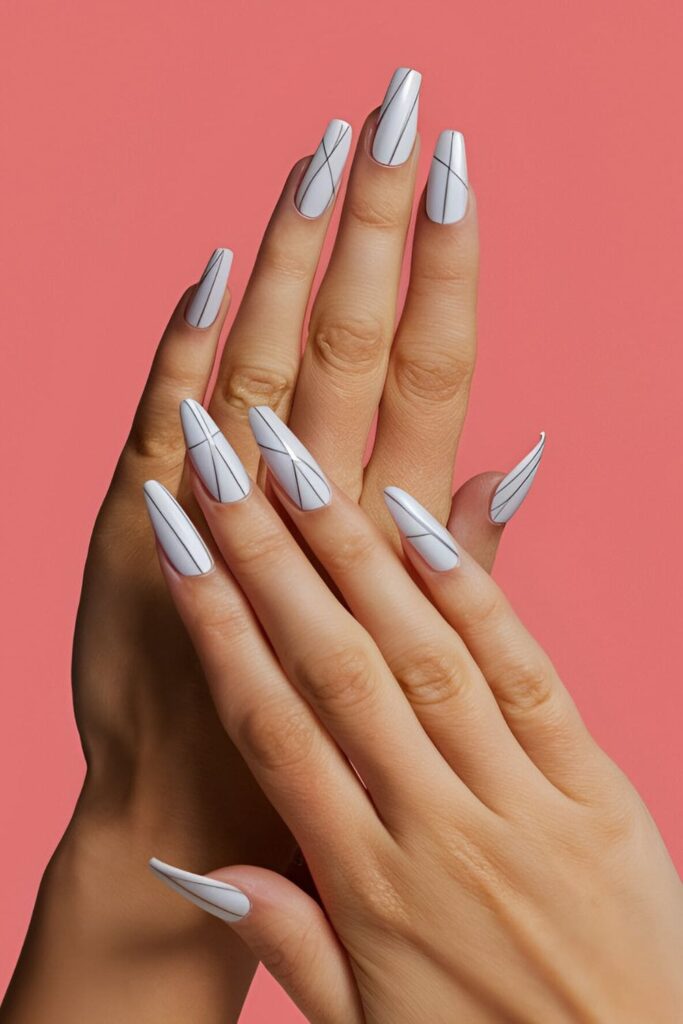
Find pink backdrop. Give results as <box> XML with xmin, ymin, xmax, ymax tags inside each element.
<box><xmin>1</xmin><ymin>1</ymin><xmax>682</xmax><ymax>1019</ymax></box>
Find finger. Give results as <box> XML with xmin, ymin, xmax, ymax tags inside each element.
<box><xmin>209</xmin><ymin>123</ymin><xmax>352</xmax><ymax>474</ymax></box>
<box><xmin>384</xmin><ymin>485</ymin><xmax>605</xmax><ymax>799</ymax></box>
<box><xmin>289</xmin><ymin>68</ymin><xmax>422</xmax><ymax>498</ymax></box>
<box><xmin>243</xmin><ymin>407</ymin><xmax>535</xmax><ymax>814</ymax></box>
<box><xmin>142</xmin><ymin>479</ymin><xmax>375</xmax><ymax>857</ymax></box>
<box><xmin>183</xmin><ymin>406</ymin><xmax>443</xmax><ymax>814</ymax></box>
<box><xmin>447</xmin><ymin>472</ymin><xmax>505</xmax><ymax>573</ymax></box>
<box><xmin>149</xmin><ymin>860</ymin><xmax>363</xmax><ymax>1024</ymax></box>
<box><xmin>364</xmin><ymin>133</ymin><xmax>478</xmax><ymax>529</ymax></box>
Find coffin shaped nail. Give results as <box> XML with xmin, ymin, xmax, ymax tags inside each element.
<box><xmin>143</xmin><ymin>480</ymin><xmax>213</xmax><ymax>575</ymax></box>
<box><xmin>372</xmin><ymin>67</ymin><xmax>422</xmax><ymax>166</ymax></box>
<box><xmin>295</xmin><ymin>119</ymin><xmax>352</xmax><ymax>218</ymax></box>
<box><xmin>180</xmin><ymin>399</ymin><xmax>250</xmax><ymax>503</ymax></box>
<box><xmin>384</xmin><ymin>487</ymin><xmax>460</xmax><ymax>571</ymax></box>
<box><xmin>248</xmin><ymin>406</ymin><xmax>331</xmax><ymax>511</ymax></box>
<box><xmin>490</xmin><ymin>433</ymin><xmax>546</xmax><ymax>524</ymax></box>
<box><xmin>426</xmin><ymin>130</ymin><xmax>469</xmax><ymax>224</ymax></box>
<box><xmin>149</xmin><ymin>858</ymin><xmax>250</xmax><ymax>923</ymax></box>
<box><xmin>185</xmin><ymin>248</ymin><xmax>233</xmax><ymax>328</ymax></box>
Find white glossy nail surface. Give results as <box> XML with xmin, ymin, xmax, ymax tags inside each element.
<box><xmin>426</xmin><ymin>130</ymin><xmax>469</xmax><ymax>224</ymax></box>
<box><xmin>185</xmin><ymin>248</ymin><xmax>233</xmax><ymax>328</ymax></box>
<box><xmin>149</xmin><ymin>858</ymin><xmax>250</xmax><ymax>923</ymax></box>
<box><xmin>248</xmin><ymin>406</ymin><xmax>331</xmax><ymax>511</ymax></box>
<box><xmin>372</xmin><ymin>67</ymin><xmax>421</xmax><ymax>166</ymax></box>
<box><xmin>181</xmin><ymin>399</ymin><xmax>250</xmax><ymax>503</ymax></box>
<box><xmin>143</xmin><ymin>480</ymin><xmax>213</xmax><ymax>575</ymax></box>
<box><xmin>490</xmin><ymin>433</ymin><xmax>546</xmax><ymax>524</ymax></box>
<box><xmin>384</xmin><ymin>487</ymin><xmax>460</xmax><ymax>571</ymax></box>
<box><xmin>296</xmin><ymin>119</ymin><xmax>352</xmax><ymax>218</ymax></box>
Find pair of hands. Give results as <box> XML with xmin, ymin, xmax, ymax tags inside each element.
<box><xmin>4</xmin><ymin>67</ymin><xmax>681</xmax><ymax>1023</ymax></box>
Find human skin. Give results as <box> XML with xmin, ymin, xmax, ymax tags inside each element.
<box><xmin>1</xmin><ymin>69</ymin><xmax>510</xmax><ymax>1023</ymax></box>
<box><xmin>144</xmin><ymin>409</ymin><xmax>683</xmax><ymax>1024</ymax></box>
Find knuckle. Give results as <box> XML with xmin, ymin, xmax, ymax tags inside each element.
<box><xmin>392</xmin><ymin>349</ymin><xmax>473</xmax><ymax>405</ymax></box>
<box><xmin>301</xmin><ymin>641</ymin><xmax>377</xmax><ymax>716</ymax></box>
<box><xmin>229</xmin><ymin>525</ymin><xmax>291</xmax><ymax>577</ymax></box>
<box><xmin>309</xmin><ymin>314</ymin><xmax>386</xmax><ymax>376</ymax></box>
<box><xmin>495</xmin><ymin>657</ymin><xmax>555</xmax><ymax>716</ymax></box>
<box><xmin>394</xmin><ymin>646</ymin><xmax>465</xmax><ymax>708</ymax></box>
<box><xmin>346</xmin><ymin>192</ymin><xmax>402</xmax><ymax>231</ymax></box>
<box><xmin>196</xmin><ymin>597</ymin><xmax>254</xmax><ymax>648</ymax></box>
<box><xmin>220</xmin><ymin>364</ymin><xmax>296</xmax><ymax>414</ymax></box>
<box><xmin>259</xmin><ymin>242</ymin><xmax>312</xmax><ymax>283</ymax></box>
<box><xmin>254</xmin><ymin>916</ymin><xmax>316</xmax><ymax>984</ymax></box>
<box><xmin>322</xmin><ymin>528</ymin><xmax>377</xmax><ymax>578</ymax></box>
<box><xmin>237</xmin><ymin>695</ymin><xmax>318</xmax><ymax>773</ymax></box>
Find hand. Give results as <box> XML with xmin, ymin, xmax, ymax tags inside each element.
<box><xmin>4</xmin><ymin>69</ymin><xmax>501</xmax><ymax>1024</ymax></box>
<box><xmin>146</xmin><ymin>408</ymin><xmax>683</xmax><ymax>1024</ymax></box>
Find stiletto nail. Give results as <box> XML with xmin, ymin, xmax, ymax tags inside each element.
<box><xmin>143</xmin><ymin>480</ymin><xmax>213</xmax><ymax>575</ymax></box>
<box><xmin>180</xmin><ymin>399</ymin><xmax>250</xmax><ymax>504</ymax></box>
<box><xmin>490</xmin><ymin>433</ymin><xmax>546</xmax><ymax>524</ymax></box>
<box><xmin>295</xmin><ymin>119</ymin><xmax>352</xmax><ymax>218</ymax></box>
<box><xmin>185</xmin><ymin>248</ymin><xmax>233</xmax><ymax>328</ymax></box>
<box><xmin>248</xmin><ymin>406</ymin><xmax>331</xmax><ymax>511</ymax></box>
<box><xmin>384</xmin><ymin>487</ymin><xmax>460</xmax><ymax>571</ymax></box>
<box><xmin>149</xmin><ymin>858</ymin><xmax>250</xmax><ymax>923</ymax></box>
<box><xmin>426</xmin><ymin>130</ymin><xmax>469</xmax><ymax>225</ymax></box>
<box><xmin>372</xmin><ymin>67</ymin><xmax>422</xmax><ymax>166</ymax></box>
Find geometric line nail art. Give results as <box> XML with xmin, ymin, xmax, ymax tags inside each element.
<box><xmin>426</xmin><ymin>130</ymin><xmax>468</xmax><ymax>225</ymax></box>
<box><xmin>143</xmin><ymin>480</ymin><xmax>213</xmax><ymax>576</ymax></box>
<box><xmin>384</xmin><ymin>486</ymin><xmax>460</xmax><ymax>571</ymax></box>
<box><xmin>372</xmin><ymin>67</ymin><xmax>422</xmax><ymax>167</ymax></box>
<box><xmin>490</xmin><ymin>432</ymin><xmax>546</xmax><ymax>525</ymax></box>
<box><xmin>180</xmin><ymin>399</ymin><xmax>251</xmax><ymax>504</ymax></box>
<box><xmin>248</xmin><ymin>405</ymin><xmax>331</xmax><ymax>511</ymax></box>
<box><xmin>296</xmin><ymin>119</ymin><xmax>352</xmax><ymax>218</ymax></box>
<box><xmin>185</xmin><ymin>247</ymin><xmax>233</xmax><ymax>329</ymax></box>
<box><xmin>149</xmin><ymin>858</ymin><xmax>250</xmax><ymax>923</ymax></box>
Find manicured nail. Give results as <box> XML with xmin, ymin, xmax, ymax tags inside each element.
<box><xmin>149</xmin><ymin>858</ymin><xmax>250</xmax><ymax>923</ymax></box>
<box><xmin>490</xmin><ymin>433</ymin><xmax>546</xmax><ymax>524</ymax></box>
<box><xmin>180</xmin><ymin>399</ymin><xmax>250</xmax><ymax>504</ymax></box>
<box><xmin>248</xmin><ymin>406</ymin><xmax>331</xmax><ymax>511</ymax></box>
<box><xmin>372</xmin><ymin>67</ymin><xmax>422</xmax><ymax>166</ymax></box>
<box><xmin>295</xmin><ymin>119</ymin><xmax>353</xmax><ymax>218</ymax></box>
<box><xmin>143</xmin><ymin>481</ymin><xmax>213</xmax><ymax>575</ymax></box>
<box><xmin>185</xmin><ymin>248</ymin><xmax>233</xmax><ymax>328</ymax></box>
<box><xmin>384</xmin><ymin>487</ymin><xmax>460</xmax><ymax>571</ymax></box>
<box><xmin>426</xmin><ymin>130</ymin><xmax>469</xmax><ymax>224</ymax></box>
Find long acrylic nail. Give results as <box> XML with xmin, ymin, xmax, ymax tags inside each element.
<box><xmin>143</xmin><ymin>480</ymin><xmax>213</xmax><ymax>575</ymax></box>
<box><xmin>149</xmin><ymin>858</ymin><xmax>250</xmax><ymax>923</ymax></box>
<box><xmin>426</xmin><ymin>130</ymin><xmax>469</xmax><ymax>224</ymax></box>
<box><xmin>490</xmin><ymin>433</ymin><xmax>546</xmax><ymax>524</ymax></box>
<box><xmin>295</xmin><ymin>119</ymin><xmax>352</xmax><ymax>218</ymax></box>
<box><xmin>384</xmin><ymin>487</ymin><xmax>460</xmax><ymax>571</ymax></box>
<box><xmin>248</xmin><ymin>406</ymin><xmax>331</xmax><ymax>511</ymax></box>
<box><xmin>180</xmin><ymin>399</ymin><xmax>250</xmax><ymax>504</ymax></box>
<box><xmin>185</xmin><ymin>248</ymin><xmax>233</xmax><ymax>328</ymax></box>
<box><xmin>372</xmin><ymin>67</ymin><xmax>422</xmax><ymax>166</ymax></box>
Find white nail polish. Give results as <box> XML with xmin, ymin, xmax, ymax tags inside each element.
<box><xmin>295</xmin><ymin>119</ymin><xmax>352</xmax><ymax>218</ymax></box>
<box><xmin>149</xmin><ymin>858</ymin><xmax>250</xmax><ymax>923</ymax></box>
<box><xmin>372</xmin><ymin>67</ymin><xmax>422</xmax><ymax>167</ymax></box>
<box><xmin>248</xmin><ymin>406</ymin><xmax>331</xmax><ymax>511</ymax></box>
<box><xmin>490</xmin><ymin>433</ymin><xmax>546</xmax><ymax>524</ymax></box>
<box><xmin>384</xmin><ymin>487</ymin><xmax>460</xmax><ymax>571</ymax></box>
<box><xmin>185</xmin><ymin>248</ymin><xmax>233</xmax><ymax>328</ymax></box>
<box><xmin>426</xmin><ymin>130</ymin><xmax>469</xmax><ymax>224</ymax></box>
<box><xmin>180</xmin><ymin>399</ymin><xmax>251</xmax><ymax>504</ymax></box>
<box><xmin>143</xmin><ymin>480</ymin><xmax>213</xmax><ymax>575</ymax></box>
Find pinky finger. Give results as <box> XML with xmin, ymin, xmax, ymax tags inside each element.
<box><xmin>149</xmin><ymin>860</ymin><xmax>363</xmax><ymax>1024</ymax></box>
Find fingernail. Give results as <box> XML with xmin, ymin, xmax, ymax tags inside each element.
<box><xmin>384</xmin><ymin>487</ymin><xmax>460</xmax><ymax>571</ymax></box>
<box><xmin>180</xmin><ymin>399</ymin><xmax>251</xmax><ymax>504</ymax></box>
<box><xmin>185</xmin><ymin>248</ymin><xmax>233</xmax><ymax>329</ymax></box>
<box><xmin>490</xmin><ymin>433</ymin><xmax>546</xmax><ymax>524</ymax></box>
<box><xmin>248</xmin><ymin>406</ymin><xmax>331</xmax><ymax>511</ymax></box>
<box><xmin>372</xmin><ymin>67</ymin><xmax>422</xmax><ymax>167</ymax></box>
<box><xmin>143</xmin><ymin>480</ymin><xmax>213</xmax><ymax>575</ymax></box>
<box><xmin>149</xmin><ymin>858</ymin><xmax>250</xmax><ymax>923</ymax></box>
<box><xmin>426</xmin><ymin>130</ymin><xmax>469</xmax><ymax>224</ymax></box>
<box><xmin>295</xmin><ymin>119</ymin><xmax>353</xmax><ymax>218</ymax></box>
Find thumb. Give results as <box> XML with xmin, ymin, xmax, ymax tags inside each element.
<box><xmin>448</xmin><ymin>471</ymin><xmax>505</xmax><ymax>572</ymax></box>
<box><xmin>149</xmin><ymin>858</ymin><xmax>362</xmax><ymax>1024</ymax></box>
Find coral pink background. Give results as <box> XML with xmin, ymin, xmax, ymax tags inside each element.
<box><xmin>1</xmin><ymin>1</ymin><xmax>682</xmax><ymax>1019</ymax></box>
